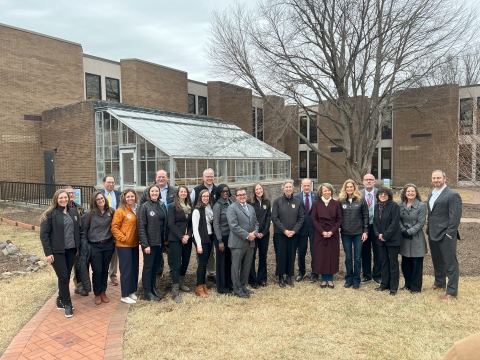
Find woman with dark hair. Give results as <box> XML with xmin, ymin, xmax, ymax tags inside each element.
<box><xmin>399</xmin><ymin>183</ymin><xmax>427</xmax><ymax>293</ymax></box>
<box><xmin>213</xmin><ymin>184</ymin><xmax>234</xmax><ymax>294</ymax></box>
<box><xmin>192</xmin><ymin>189</ymin><xmax>214</xmax><ymax>297</ymax></box>
<box><xmin>312</xmin><ymin>183</ymin><xmax>342</xmax><ymax>289</ymax></box>
<box><xmin>338</xmin><ymin>180</ymin><xmax>369</xmax><ymax>289</ymax></box>
<box><xmin>373</xmin><ymin>186</ymin><xmax>402</xmax><ymax>295</ymax></box>
<box><xmin>167</xmin><ymin>185</ymin><xmax>193</xmax><ymax>303</ymax></box>
<box><xmin>81</xmin><ymin>191</ymin><xmax>115</xmax><ymax>305</ymax></box>
<box><xmin>138</xmin><ymin>184</ymin><xmax>168</xmax><ymax>301</ymax></box>
<box><xmin>249</xmin><ymin>183</ymin><xmax>271</xmax><ymax>288</ymax></box>
<box><xmin>272</xmin><ymin>181</ymin><xmax>304</xmax><ymax>288</ymax></box>
<box><xmin>40</xmin><ymin>189</ymin><xmax>80</xmax><ymax>318</ymax></box>
<box><xmin>111</xmin><ymin>189</ymin><xmax>140</xmax><ymax>304</ymax></box>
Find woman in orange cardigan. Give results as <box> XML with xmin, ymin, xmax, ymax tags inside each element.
<box><xmin>111</xmin><ymin>189</ymin><xmax>140</xmax><ymax>304</ymax></box>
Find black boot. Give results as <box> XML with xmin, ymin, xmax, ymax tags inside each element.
<box><xmin>279</xmin><ymin>275</ymin><xmax>286</xmax><ymax>288</ymax></box>
<box><xmin>151</xmin><ymin>287</ymin><xmax>163</xmax><ymax>300</ymax></box>
<box><xmin>286</xmin><ymin>276</ymin><xmax>294</xmax><ymax>287</ymax></box>
<box><xmin>144</xmin><ymin>290</ymin><xmax>160</xmax><ymax>301</ymax></box>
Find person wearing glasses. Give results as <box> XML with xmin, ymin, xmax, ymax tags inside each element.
<box><xmin>213</xmin><ymin>184</ymin><xmax>234</xmax><ymax>295</ymax></box>
<box><xmin>373</xmin><ymin>186</ymin><xmax>402</xmax><ymax>296</ymax></box>
<box><xmin>192</xmin><ymin>189</ymin><xmax>214</xmax><ymax>297</ymax></box>
<box><xmin>360</xmin><ymin>174</ymin><xmax>381</xmax><ymax>285</ymax></box>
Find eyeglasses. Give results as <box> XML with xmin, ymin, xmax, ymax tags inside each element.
<box><xmin>221</xmin><ymin>190</ymin><xmax>230</xmax><ymax>193</ymax></box>
<box><xmin>378</xmin><ymin>193</ymin><xmax>388</xmax><ymax>197</ymax></box>
<box><xmin>236</xmin><ymin>193</ymin><xmax>247</xmax><ymax>197</ymax></box>
<box><xmin>363</xmin><ymin>178</ymin><xmax>375</xmax><ymax>181</ymax></box>
<box><xmin>66</xmin><ymin>192</ymin><xmax>74</xmax><ymax>195</ymax></box>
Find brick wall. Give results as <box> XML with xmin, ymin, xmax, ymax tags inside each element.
<box><xmin>393</xmin><ymin>84</ymin><xmax>459</xmax><ymax>187</ymax></box>
<box><xmin>0</xmin><ymin>24</ymin><xmax>84</xmax><ymax>182</ymax></box>
<box><xmin>120</xmin><ymin>59</ymin><xmax>188</xmax><ymax>112</ymax></box>
<box><xmin>207</xmin><ymin>82</ymin><xmax>252</xmax><ymax>133</ymax></box>
<box><xmin>41</xmin><ymin>102</ymin><xmax>96</xmax><ymax>185</ymax></box>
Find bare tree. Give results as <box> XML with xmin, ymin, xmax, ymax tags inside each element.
<box><xmin>431</xmin><ymin>45</ymin><xmax>480</xmax><ymax>86</ymax></box>
<box><xmin>207</xmin><ymin>0</ymin><xmax>478</xmax><ymax>181</ymax></box>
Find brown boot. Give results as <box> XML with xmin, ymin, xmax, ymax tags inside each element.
<box><xmin>202</xmin><ymin>284</ymin><xmax>211</xmax><ymax>295</ymax></box>
<box><xmin>94</xmin><ymin>295</ymin><xmax>102</xmax><ymax>305</ymax></box>
<box><xmin>195</xmin><ymin>285</ymin><xmax>208</xmax><ymax>298</ymax></box>
<box><xmin>100</xmin><ymin>292</ymin><xmax>110</xmax><ymax>303</ymax></box>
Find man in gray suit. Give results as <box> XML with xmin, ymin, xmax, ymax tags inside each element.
<box><xmin>227</xmin><ymin>187</ymin><xmax>259</xmax><ymax>298</ymax></box>
<box><xmin>426</xmin><ymin>170</ymin><xmax>462</xmax><ymax>300</ymax></box>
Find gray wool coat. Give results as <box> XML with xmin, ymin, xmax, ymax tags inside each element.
<box><xmin>399</xmin><ymin>199</ymin><xmax>427</xmax><ymax>258</ymax></box>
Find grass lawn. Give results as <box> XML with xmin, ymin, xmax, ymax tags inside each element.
<box><xmin>0</xmin><ymin>223</ymin><xmax>57</xmax><ymax>355</ymax></box>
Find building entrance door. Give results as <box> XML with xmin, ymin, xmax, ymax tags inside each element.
<box><xmin>119</xmin><ymin>149</ymin><xmax>136</xmax><ymax>190</ymax></box>
<box><xmin>44</xmin><ymin>151</ymin><xmax>55</xmax><ymax>198</ymax></box>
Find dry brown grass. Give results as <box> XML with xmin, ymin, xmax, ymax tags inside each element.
<box><xmin>0</xmin><ymin>223</ymin><xmax>57</xmax><ymax>354</ymax></box>
<box><xmin>124</xmin><ymin>275</ymin><xmax>480</xmax><ymax>360</ymax></box>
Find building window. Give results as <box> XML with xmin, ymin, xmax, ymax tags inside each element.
<box><xmin>253</xmin><ymin>107</ymin><xmax>264</xmax><ymax>141</ymax></box>
<box><xmin>86</xmin><ymin>73</ymin><xmax>101</xmax><ymax>100</ymax></box>
<box><xmin>198</xmin><ymin>96</ymin><xmax>207</xmax><ymax>115</ymax></box>
<box><xmin>299</xmin><ymin>116</ymin><xmax>308</xmax><ymax>144</ymax></box>
<box><xmin>299</xmin><ymin>151</ymin><xmax>307</xmax><ymax>178</ymax></box>
<box><xmin>371</xmin><ymin>148</ymin><xmax>379</xmax><ymax>179</ymax></box>
<box><xmin>458</xmin><ymin>144</ymin><xmax>473</xmax><ymax>181</ymax></box>
<box><xmin>381</xmin><ymin>147</ymin><xmax>392</xmax><ymax>180</ymax></box>
<box><xmin>309</xmin><ymin>116</ymin><xmax>317</xmax><ymax>143</ymax></box>
<box><xmin>330</xmin><ymin>147</ymin><xmax>343</xmax><ymax>153</ymax></box>
<box><xmin>460</xmin><ymin>98</ymin><xmax>473</xmax><ymax>135</ymax></box>
<box><xmin>309</xmin><ymin>151</ymin><xmax>317</xmax><ymax>178</ymax></box>
<box><xmin>106</xmin><ymin>77</ymin><xmax>120</xmax><ymax>102</ymax></box>
<box><xmin>188</xmin><ymin>94</ymin><xmax>196</xmax><ymax>114</ymax></box>
<box><xmin>381</xmin><ymin>106</ymin><xmax>392</xmax><ymax>139</ymax></box>
<box><xmin>252</xmin><ymin>107</ymin><xmax>256</xmax><ymax>136</ymax></box>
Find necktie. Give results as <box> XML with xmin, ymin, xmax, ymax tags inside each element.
<box><xmin>305</xmin><ymin>194</ymin><xmax>310</xmax><ymax>212</ymax></box>
<box><xmin>107</xmin><ymin>192</ymin><xmax>112</xmax><ymax>206</ymax></box>
<box><xmin>366</xmin><ymin>193</ymin><xmax>372</xmax><ymax>207</ymax></box>
<box><xmin>243</xmin><ymin>204</ymin><xmax>250</xmax><ymax>216</ymax></box>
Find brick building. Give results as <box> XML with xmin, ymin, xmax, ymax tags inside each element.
<box><xmin>1</xmin><ymin>22</ymin><xmax>477</xmax><ymax>190</ymax></box>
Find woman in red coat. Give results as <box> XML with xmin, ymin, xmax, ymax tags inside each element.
<box><xmin>312</xmin><ymin>183</ymin><xmax>343</xmax><ymax>289</ymax></box>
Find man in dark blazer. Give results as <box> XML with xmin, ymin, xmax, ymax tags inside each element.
<box><xmin>103</xmin><ymin>175</ymin><xmax>121</xmax><ymax>286</ymax></box>
<box><xmin>227</xmin><ymin>187</ymin><xmax>259</xmax><ymax>298</ymax></box>
<box><xmin>426</xmin><ymin>170</ymin><xmax>462</xmax><ymax>300</ymax></box>
<box><xmin>360</xmin><ymin>174</ymin><xmax>381</xmax><ymax>284</ymax></box>
<box><xmin>294</xmin><ymin>178</ymin><xmax>318</xmax><ymax>282</ymax></box>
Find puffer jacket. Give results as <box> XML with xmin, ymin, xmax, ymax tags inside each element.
<box><xmin>137</xmin><ymin>199</ymin><xmax>168</xmax><ymax>249</ymax></box>
<box><xmin>111</xmin><ymin>205</ymin><xmax>139</xmax><ymax>248</ymax></box>
<box><xmin>339</xmin><ymin>198</ymin><xmax>369</xmax><ymax>235</ymax></box>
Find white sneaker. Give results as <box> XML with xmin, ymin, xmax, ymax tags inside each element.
<box><xmin>121</xmin><ymin>297</ymin><xmax>136</xmax><ymax>304</ymax></box>
<box><xmin>129</xmin><ymin>293</ymin><xmax>137</xmax><ymax>300</ymax></box>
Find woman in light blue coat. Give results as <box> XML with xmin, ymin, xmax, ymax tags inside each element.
<box><xmin>399</xmin><ymin>183</ymin><xmax>427</xmax><ymax>293</ymax></box>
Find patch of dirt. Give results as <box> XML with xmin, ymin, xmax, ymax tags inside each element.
<box><xmin>461</xmin><ymin>203</ymin><xmax>480</xmax><ymax>218</ymax></box>
<box><xmin>0</xmin><ymin>253</ymin><xmax>34</xmax><ymax>273</ymax></box>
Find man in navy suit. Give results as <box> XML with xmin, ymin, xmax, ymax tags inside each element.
<box><xmin>294</xmin><ymin>178</ymin><xmax>318</xmax><ymax>282</ymax></box>
<box><xmin>360</xmin><ymin>174</ymin><xmax>381</xmax><ymax>284</ymax></box>
<box><xmin>103</xmin><ymin>175</ymin><xmax>121</xmax><ymax>286</ymax></box>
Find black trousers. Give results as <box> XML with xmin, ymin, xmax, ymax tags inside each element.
<box><xmin>51</xmin><ymin>248</ymin><xmax>76</xmax><ymax>306</ymax></box>
<box><xmin>361</xmin><ymin>225</ymin><xmax>382</xmax><ymax>281</ymax></box>
<box><xmin>214</xmin><ymin>234</ymin><xmax>233</xmax><ymax>292</ymax></box>
<box><xmin>401</xmin><ymin>256</ymin><xmax>424</xmax><ymax>292</ymax></box>
<box><xmin>249</xmin><ymin>234</ymin><xmax>269</xmax><ymax>284</ymax></box>
<box><xmin>378</xmin><ymin>243</ymin><xmax>400</xmax><ymax>291</ymax></box>
<box><xmin>296</xmin><ymin>225</ymin><xmax>315</xmax><ymax>275</ymax></box>
<box><xmin>195</xmin><ymin>239</ymin><xmax>212</xmax><ymax>286</ymax></box>
<box><xmin>274</xmin><ymin>233</ymin><xmax>297</xmax><ymax>277</ymax></box>
<box><xmin>117</xmin><ymin>246</ymin><xmax>139</xmax><ymax>298</ymax></box>
<box><xmin>142</xmin><ymin>245</ymin><xmax>162</xmax><ymax>292</ymax></box>
<box><xmin>89</xmin><ymin>240</ymin><xmax>115</xmax><ymax>296</ymax></box>
<box><xmin>169</xmin><ymin>239</ymin><xmax>192</xmax><ymax>284</ymax></box>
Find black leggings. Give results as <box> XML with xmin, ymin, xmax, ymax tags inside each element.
<box><xmin>195</xmin><ymin>240</ymin><xmax>212</xmax><ymax>286</ymax></box>
<box><xmin>170</xmin><ymin>240</ymin><xmax>192</xmax><ymax>284</ymax></box>
<box><xmin>51</xmin><ymin>248</ymin><xmax>77</xmax><ymax>305</ymax></box>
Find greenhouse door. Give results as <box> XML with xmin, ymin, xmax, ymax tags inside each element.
<box><xmin>120</xmin><ymin>149</ymin><xmax>137</xmax><ymax>189</ymax></box>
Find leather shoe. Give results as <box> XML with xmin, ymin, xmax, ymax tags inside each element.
<box><xmin>389</xmin><ymin>290</ymin><xmax>397</xmax><ymax>296</ymax></box>
<box><xmin>353</xmin><ymin>284</ymin><xmax>360</xmax><ymax>289</ymax></box>
<box><xmin>235</xmin><ymin>292</ymin><xmax>249</xmax><ymax>299</ymax></box>
<box><xmin>278</xmin><ymin>275</ymin><xmax>286</xmax><ymax>288</ymax></box>
<box><xmin>100</xmin><ymin>292</ymin><xmax>109</xmax><ymax>303</ymax></box>
<box><xmin>110</xmin><ymin>279</ymin><xmax>119</xmax><ymax>286</ymax></box>
<box><xmin>151</xmin><ymin>287</ymin><xmax>164</xmax><ymax>300</ymax></box>
<box><xmin>320</xmin><ymin>282</ymin><xmax>327</xmax><ymax>289</ymax></box>
<box><xmin>440</xmin><ymin>294</ymin><xmax>457</xmax><ymax>301</ymax></box>
<box><xmin>243</xmin><ymin>286</ymin><xmax>254</xmax><ymax>295</ymax></box>
<box><xmin>144</xmin><ymin>290</ymin><xmax>160</xmax><ymax>301</ymax></box>
<box><xmin>295</xmin><ymin>273</ymin><xmax>306</xmax><ymax>282</ymax></box>
<box><xmin>195</xmin><ymin>285</ymin><xmax>208</xmax><ymax>298</ymax></box>
<box><xmin>250</xmin><ymin>282</ymin><xmax>259</xmax><ymax>289</ymax></box>
<box><xmin>360</xmin><ymin>277</ymin><xmax>372</xmax><ymax>284</ymax></box>
<box><xmin>75</xmin><ymin>289</ymin><xmax>88</xmax><ymax>296</ymax></box>
<box><xmin>94</xmin><ymin>295</ymin><xmax>102</xmax><ymax>305</ymax></box>
<box><xmin>327</xmin><ymin>283</ymin><xmax>334</xmax><ymax>289</ymax></box>
<box><xmin>344</xmin><ymin>283</ymin><xmax>352</xmax><ymax>288</ymax></box>
<box><xmin>375</xmin><ymin>286</ymin><xmax>389</xmax><ymax>291</ymax></box>
<box><xmin>310</xmin><ymin>274</ymin><xmax>318</xmax><ymax>282</ymax></box>
<box><xmin>286</xmin><ymin>276</ymin><xmax>294</xmax><ymax>287</ymax></box>
<box><xmin>260</xmin><ymin>281</ymin><xmax>267</xmax><ymax>287</ymax></box>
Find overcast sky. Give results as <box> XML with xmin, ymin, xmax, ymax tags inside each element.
<box><xmin>0</xmin><ymin>0</ymin><xmax>256</xmax><ymax>82</ymax></box>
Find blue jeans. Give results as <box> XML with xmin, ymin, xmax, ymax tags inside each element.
<box><xmin>342</xmin><ymin>234</ymin><xmax>363</xmax><ymax>286</ymax></box>
<box><xmin>321</xmin><ymin>274</ymin><xmax>334</xmax><ymax>281</ymax></box>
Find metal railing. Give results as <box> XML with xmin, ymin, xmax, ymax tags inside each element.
<box><xmin>0</xmin><ymin>182</ymin><xmax>97</xmax><ymax>209</ymax></box>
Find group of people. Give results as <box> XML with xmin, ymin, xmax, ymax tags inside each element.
<box><xmin>40</xmin><ymin>168</ymin><xmax>462</xmax><ymax>318</ymax></box>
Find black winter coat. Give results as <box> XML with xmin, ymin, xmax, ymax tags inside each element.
<box><xmin>137</xmin><ymin>200</ymin><xmax>168</xmax><ymax>248</ymax></box>
<box><xmin>272</xmin><ymin>195</ymin><xmax>304</xmax><ymax>234</ymax></box>
<box><xmin>250</xmin><ymin>198</ymin><xmax>271</xmax><ymax>236</ymax></box>
<box><xmin>167</xmin><ymin>205</ymin><xmax>193</xmax><ymax>242</ymax></box>
<box><xmin>40</xmin><ymin>206</ymin><xmax>80</xmax><ymax>256</ymax></box>
<box><xmin>373</xmin><ymin>201</ymin><xmax>402</xmax><ymax>247</ymax></box>
<box><xmin>339</xmin><ymin>198</ymin><xmax>369</xmax><ymax>236</ymax></box>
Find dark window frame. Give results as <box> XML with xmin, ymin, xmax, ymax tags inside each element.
<box><xmin>85</xmin><ymin>73</ymin><xmax>102</xmax><ymax>100</ymax></box>
<box><xmin>188</xmin><ymin>94</ymin><xmax>196</xmax><ymax>114</ymax></box>
<box><xmin>299</xmin><ymin>151</ymin><xmax>307</xmax><ymax>178</ymax></box>
<box><xmin>299</xmin><ymin>116</ymin><xmax>308</xmax><ymax>144</ymax></box>
<box><xmin>105</xmin><ymin>77</ymin><xmax>120</xmax><ymax>102</ymax></box>
<box><xmin>198</xmin><ymin>96</ymin><xmax>207</xmax><ymax>116</ymax></box>
<box><xmin>309</xmin><ymin>115</ymin><xmax>318</xmax><ymax>143</ymax></box>
<box><xmin>459</xmin><ymin>98</ymin><xmax>473</xmax><ymax>135</ymax></box>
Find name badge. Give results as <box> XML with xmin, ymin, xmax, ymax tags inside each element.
<box><xmin>263</xmin><ymin>205</ymin><xmax>267</xmax><ymax>209</ymax></box>
<box><xmin>149</xmin><ymin>211</ymin><xmax>155</xmax><ymax>216</ymax></box>
<box><xmin>292</xmin><ymin>204</ymin><xmax>295</xmax><ymax>208</ymax></box>
<box><xmin>126</xmin><ymin>214</ymin><xmax>132</xmax><ymax>219</ymax></box>
<box><xmin>342</xmin><ymin>205</ymin><xmax>347</xmax><ymax>209</ymax></box>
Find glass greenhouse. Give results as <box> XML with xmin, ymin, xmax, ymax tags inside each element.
<box><xmin>94</xmin><ymin>106</ymin><xmax>291</xmax><ymax>189</ymax></box>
